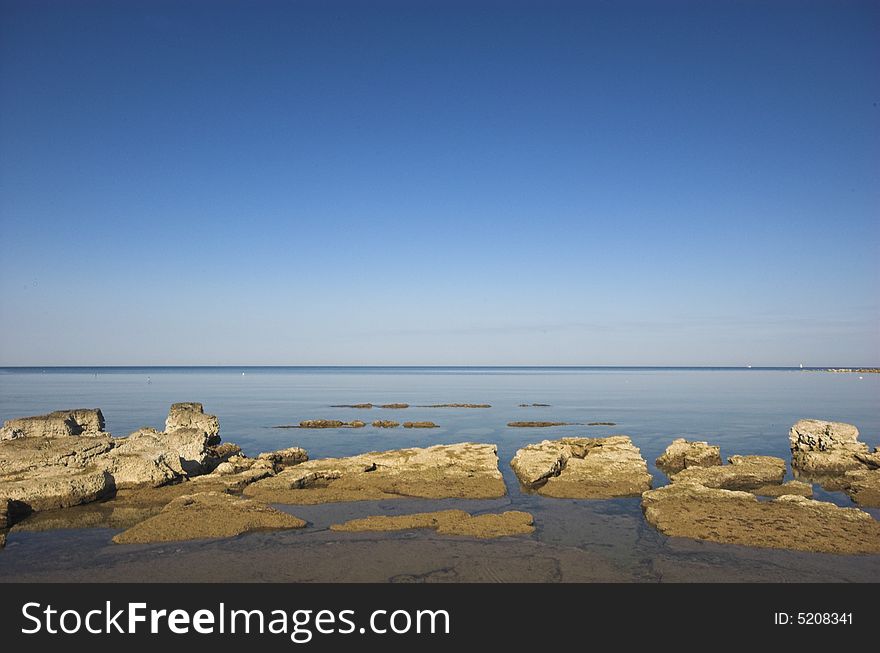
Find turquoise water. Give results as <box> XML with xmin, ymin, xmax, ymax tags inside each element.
<box><xmin>1</xmin><ymin>367</ymin><xmax>878</xmax><ymax>582</ymax></box>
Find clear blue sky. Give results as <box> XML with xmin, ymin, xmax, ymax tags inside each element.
<box><xmin>1</xmin><ymin>0</ymin><xmax>877</xmax><ymax>366</ymax></box>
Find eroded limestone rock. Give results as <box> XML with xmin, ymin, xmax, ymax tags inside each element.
<box><xmin>669</xmin><ymin>455</ymin><xmax>785</xmax><ymax>491</ymax></box>
<box><xmin>0</xmin><ymin>409</ymin><xmax>106</xmax><ymax>440</ymax></box>
<box><xmin>789</xmin><ymin>419</ymin><xmax>869</xmax><ymax>474</ymax></box>
<box><xmin>510</xmin><ymin>436</ymin><xmax>652</xmax><ymax>498</ymax></box>
<box><xmin>257</xmin><ymin>447</ymin><xmax>308</xmax><ymax>469</ymax></box>
<box><xmin>244</xmin><ymin>443</ymin><xmax>506</xmax><ymax>504</ymax></box>
<box><xmin>655</xmin><ymin>438</ymin><xmax>722</xmax><ymax>474</ymax></box>
<box><xmin>841</xmin><ymin>468</ymin><xmax>880</xmax><ymax>508</ymax></box>
<box><xmin>641</xmin><ymin>482</ymin><xmax>880</xmax><ymax>554</ymax></box>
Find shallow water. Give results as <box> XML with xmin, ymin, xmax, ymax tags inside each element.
<box><xmin>1</xmin><ymin>366</ymin><xmax>878</xmax><ymax>582</ymax></box>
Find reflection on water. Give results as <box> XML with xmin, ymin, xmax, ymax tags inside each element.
<box><xmin>1</xmin><ymin>367</ymin><xmax>878</xmax><ymax>582</ymax></box>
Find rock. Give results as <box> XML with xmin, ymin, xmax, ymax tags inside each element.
<box><xmin>350</xmin><ymin>420</ymin><xmax>366</xmax><ymax>428</ymax></box>
<box><xmin>330</xmin><ymin>510</ymin><xmax>534</xmax><ymax>539</ymax></box>
<box><xmin>518</xmin><ymin>403</ymin><xmax>551</xmax><ymax>407</ymax></box>
<box><xmin>641</xmin><ymin>482</ymin><xmax>880</xmax><ymax>554</ymax></box>
<box><xmin>100</xmin><ymin>436</ymin><xmax>184</xmax><ymax>489</ymax></box>
<box><xmin>586</xmin><ymin>422</ymin><xmax>616</xmax><ymax>426</ymax></box>
<box><xmin>855</xmin><ymin>449</ymin><xmax>880</xmax><ymax>469</ymax></box>
<box><xmin>402</xmin><ymin>422</ymin><xmax>437</xmax><ymax>428</ymax></box>
<box><xmin>842</xmin><ymin>469</ymin><xmax>880</xmax><ymax>507</ymax></box>
<box><xmin>372</xmin><ymin>420</ymin><xmax>399</xmax><ymax>428</ymax></box>
<box><xmin>244</xmin><ymin>443</ymin><xmax>506</xmax><ymax>504</ymax></box>
<box><xmin>669</xmin><ymin>455</ymin><xmax>786</xmax><ymax>491</ymax></box>
<box><xmin>789</xmin><ymin>419</ymin><xmax>869</xmax><ymax>474</ymax></box>
<box><xmin>299</xmin><ymin>420</ymin><xmax>345</xmax><ymax>428</ymax></box>
<box><xmin>1</xmin><ymin>409</ymin><xmax>106</xmax><ymax>440</ymax></box>
<box><xmin>507</xmin><ymin>421</ymin><xmax>570</xmax><ymax>428</ymax></box>
<box><xmin>112</xmin><ymin>492</ymin><xmax>306</xmax><ymax>544</ymax></box>
<box><xmin>212</xmin><ymin>442</ymin><xmax>242</xmax><ymax>459</ymax></box>
<box><xmin>655</xmin><ymin>438</ymin><xmax>722</xmax><ymax>474</ymax></box>
<box><xmin>416</xmin><ymin>404</ymin><xmax>492</xmax><ymax>408</ymax></box>
<box><xmin>330</xmin><ymin>404</ymin><xmax>373</xmax><ymax>409</ymax></box>
<box><xmin>510</xmin><ymin>436</ymin><xmax>652</xmax><ymax>498</ymax></box>
<box><xmin>257</xmin><ymin>447</ymin><xmax>308</xmax><ymax>468</ymax></box>
<box><xmin>0</xmin><ymin>434</ymin><xmax>114</xmax><ymax>475</ymax></box>
<box><xmin>0</xmin><ymin>496</ymin><xmax>7</xmax><ymax>548</ymax></box>
<box><xmin>124</xmin><ymin>427</ymin><xmax>215</xmax><ymax>476</ymax></box>
<box><xmin>751</xmin><ymin>480</ymin><xmax>813</xmax><ymax>497</ymax></box>
<box><xmin>2</xmin><ymin>466</ymin><xmax>112</xmax><ymax>513</ymax></box>
<box><xmin>380</xmin><ymin>403</ymin><xmax>409</xmax><ymax>409</ymax></box>
<box><xmin>165</xmin><ymin>403</ymin><xmax>220</xmax><ymax>443</ymax></box>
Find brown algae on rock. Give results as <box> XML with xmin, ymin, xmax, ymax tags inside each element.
<box><xmin>112</xmin><ymin>492</ymin><xmax>306</xmax><ymax>544</ymax></box>
<box><xmin>330</xmin><ymin>509</ymin><xmax>534</xmax><ymax>539</ymax></box>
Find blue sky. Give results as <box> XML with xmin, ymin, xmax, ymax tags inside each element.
<box><xmin>0</xmin><ymin>0</ymin><xmax>877</xmax><ymax>366</ymax></box>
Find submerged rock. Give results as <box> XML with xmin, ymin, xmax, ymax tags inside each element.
<box><xmin>244</xmin><ymin>443</ymin><xmax>506</xmax><ymax>504</ymax></box>
<box><xmin>655</xmin><ymin>438</ymin><xmax>722</xmax><ymax>474</ymax></box>
<box><xmin>380</xmin><ymin>403</ymin><xmax>409</xmax><ymax>409</ymax></box>
<box><xmin>330</xmin><ymin>404</ymin><xmax>374</xmax><ymax>409</ymax></box>
<box><xmin>641</xmin><ymin>482</ymin><xmax>880</xmax><ymax>554</ymax></box>
<box><xmin>789</xmin><ymin>419</ymin><xmax>869</xmax><ymax>474</ymax></box>
<box><xmin>371</xmin><ymin>420</ymin><xmax>399</xmax><ymax>428</ymax></box>
<box><xmin>518</xmin><ymin>403</ymin><xmax>551</xmax><ymax>407</ymax></box>
<box><xmin>510</xmin><ymin>436</ymin><xmax>652</xmax><ymax>498</ymax></box>
<box><xmin>669</xmin><ymin>455</ymin><xmax>785</xmax><ymax>491</ymax></box>
<box><xmin>330</xmin><ymin>510</ymin><xmax>534</xmax><ymax>539</ymax></box>
<box><xmin>297</xmin><ymin>420</ymin><xmax>366</xmax><ymax>429</ymax></box>
<box><xmin>507</xmin><ymin>421</ymin><xmax>570</xmax><ymax>428</ymax></box>
<box><xmin>416</xmin><ymin>404</ymin><xmax>491</xmax><ymax>408</ymax></box>
<box><xmin>112</xmin><ymin>492</ymin><xmax>306</xmax><ymax>544</ymax></box>
<box><xmin>402</xmin><ymin>421</ymin><xmax>438</xmax><ymax>428</ymax></box>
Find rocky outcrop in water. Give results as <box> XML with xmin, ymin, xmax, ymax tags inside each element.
<box><xmin>510</xmin><ymin>436</ymin><xmax>652</xmax><ymax>498</ymax></box>
<box><xmin>507</xmin><ymin>421</ymin><xmax>570</xmax><ymax>428</ymax></box>
<box><xmin>331</xmin><ymin>509</ymin><xmax>534</xmax><ymax>539</ymax></box>
<box><xmin>165</xmin><ymin>403</ymin><xmax>220</xmax><ymax>442</ymax></box>
<box><xmin>641</xmin><ymin>482</ymin><xmax>880</xmax><ymax>554</ymax></box>
<box><xmin>416</xmin><ymin>404</ymin><xmax>492</xmax><ymax>408</ymax></box>
<box><xmin>380</xmin><ymin>403</ymin><xmax>409</xmax><ymax>409</ymax></box>
<box><xmin>403</xmin><ymin>421</ymin><xmax>438</xmax><ymax>428</ymax></box>
<box><xmin>371</xmin><ymin>420</ymin><xmax>399</xmax><ymax>428</ymax></box>
<box><xmin>655</xmin><ymin>438</ymin><xmax>722</xmax><ymax>474</ymax></box>
<box><xmin>668</xmin><ymin>455</ymin><xmax>786</xmax><ymax>491</ymax></box>
<box><xmin>244</xmin><ymin>443</ymin><xmax>506</xmax><ymax>504</ymax></box>
<box><xmin>0</xmin><ymin>409</ymin><xmax>106</xmax><ymax>440</ymax></box>
<box><xmin>257</xmin><ymin>447</ymin><xmax>308</xmax><ymax>469</ymax></box>
<box><xmin>112</xmin><ymin>492</ymin><xmax>306</xmax><ymax>544</ymax></box>
<box><xmin>789</xmin><ymin>419</ymin><xmax>869</xmax><ymax>474</ymax></box>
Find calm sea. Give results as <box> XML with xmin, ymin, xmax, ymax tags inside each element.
<box><xmin>1</xmin><ymin>366</ymin><xmax>878</xmax><ymax>582</ymax></box>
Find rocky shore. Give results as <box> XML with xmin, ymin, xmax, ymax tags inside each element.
<box><xmin>1</xmin><ymin>406</ymin><xmax>878</xmax><ymax>553</ymax></box>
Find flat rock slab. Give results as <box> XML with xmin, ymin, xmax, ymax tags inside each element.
<box><xmin>670</xmin><ymin>455</ymin><xmax>785</xmax><ymax>491</ymax></box>
<box><xmin>655</xmin><ymin>438</ymin><xmax>722</xmax><ymax>474</ymax></box>
<box><xmin>112</xmin><ymin>492</ymin><xmax>306</xmax><ymax>544</ymax></box>
<box><xmin>510</xmin><ymin>436</ymin><xmax>652</xmax><ymax>499</ymax></box>
<box><xmin>642</xmin><ymin>482</ymin><xmax>880</xmax><ymax>554</ymax></box>
<box><xmin>843</xmin><ymin>469</ymin><xmax>880</xmax><ymax>508</ymax></box>
<box><xmin>330</xmin><ymin>509</ymin><xmax>534</xmax><ymax>539</ymax></box>
<box><xmin>243</xmin><ymin>443</ymin><xmax>506</xmax><ymax>504</ymax></box>
<box><xmin>415</xmin><ymin>404</ymin><xmax>491</xmax><ymax>408</ymax></box>
<box><xmin>751</xmin><ymin>480</ymin><xmax>813</xmax><ymax>497</ymax></box>
<box><xmin>508</xmin><ymin>421</ymin><xmax>571</xmax><ymax>428</ymax></box>
<box><xmin>789</xmin><ymin>419</ymin><xmax>869</xmax><ymax>474</ymax></box>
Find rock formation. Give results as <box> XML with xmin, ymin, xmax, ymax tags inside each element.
<box><xmin>112</xmin><ymin>492</ymin><xmax>306</xmax><ymax>544</ymax></box>
<box><xmin>507</xmin><ymin>421</ymin><xmax>570</xmax><ymax>428</ymax></box>
<box><xmin>1</xmin><ymin>409</ymin><xmax>106</xmax><ymax>440</ymax></box>
<box><xmin>641</xmin><ymin>482</ymin><xmax>880</xmax><ymax>554</ymax></box>
<box><xmin>669</xmin><ymin>455</ymin><xmax>786</xmax><ymax>491</ymax></box>
<box><xmin>330</xmin><ymin>509</ymin><xmax>534</xmax><ymax>539</ymax></box>
<box><xmin>789</xmin><ymin>419</ymin><xmax>869</xmax><ymax>474</ymax></box>
<box><xmin>655</xmin><ymin>438</ymin><xmax>722</xmax><ymax>474</ymax></box>
<box><xmin>371</xmin><ymin>420</ymin><xmax>399</xmax><ymax>428</ymax></box>
<box><xmin>402</xmin><ymin>421</ymin><xmax>438</xmax><ymax>428</ymax></box>
<box><xmin>510</xmin><ymin>436</ymin><xmax>652</xmax><ymax>498</ymax></box>
<box><xmin>244</xmin><ymin>443</ymin><xmax>506</xmax><ymax>504</ymax></box>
